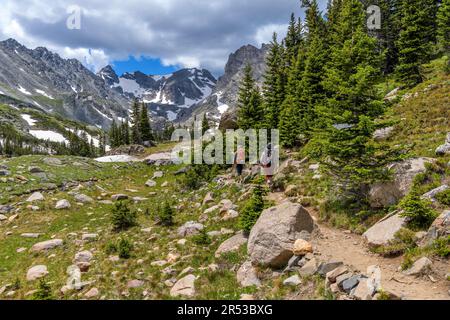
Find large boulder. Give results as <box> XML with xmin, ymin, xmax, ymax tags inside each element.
<box><xmin>420</xmin><ymin>210</ymin><xmax>450</xmax><ymax>246</ymax></box>
<box><xmin>369</xmin><ymin>158</ymin><xmax>434</xmax><ymax>208</ymax></box>
<box><xmin>26</xmin><ymin>192</ymin><xmax>44</xmax><ymax>202</ymax></box>
<box><xmin>236</xmin><ymin>260</ymin><xmax>261</xmax><ymax>287</ymax></box>
<box><xmin>170</xmin><ymin>274</ymin><xmax>196</xmax><ymax>297</ymax></box>
<box><xmin>26</xmin><ymin>265</ymin><xmax>48</xmax><ymax>281</ymax></box>
<box><xmin>435</xmin><ymin>133</ymin><xmax>450</xmax><ymax>155</ymax></box>
<box><xmin>362</xmin><ymin>212</ymin><xmax>407</xmax><ymax>248</ymax></box>
<box><xmin>31</xmin><ymin>239</ymin><xmax>63</xmax><ymax>252</ymax></box>
<box><xmin>247</xmin><ymin>201</ymin><xmax>315</xmax><ymax>268</ymax></box>
<box><xmin>177</xmin><ymin>221</ymin><xmax>204</xmax><ymax>237</ymax></box>
<box><xmin>215</xmin><ymin>232</ymin><xmax>248</xmax><ymax>257</ymax></box>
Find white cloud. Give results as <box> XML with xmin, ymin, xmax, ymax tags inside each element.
<box><xmin>0</xmin><ymin>0</ymin><xmax>329</xmax><ymax>74</ymax></box>
<box><xmin>62</xmin><ymin>47</ymin><xmax>110</xmax><ymax>72</ymax></box>
<box><xmin>254</xmin><ymin>23</ymin><xmax>289</xmax><ymax>45</ymax></box>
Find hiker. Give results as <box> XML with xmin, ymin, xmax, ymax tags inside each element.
<box><xmin>233</xmin><ymin>145</ymin><xmax>245</xmax><ymax>181</ymax></box>
<box><xmin>260</xmin><ymin>143</ymin><xmax>274</xmax><ymax>184</ymax></box>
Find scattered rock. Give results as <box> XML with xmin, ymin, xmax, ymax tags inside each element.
<box><xmin>43</xmin><ymin>158</ymin><xmax>62</xmax><ymax>166</ymax></box>
<box><xmin>221</xmin><ymin>209</ymin><xmax>239</xmax><ymax>221</ymax></box>
<box><xmin>74</xmin><ymin>194</ymin><xmax>94</xmax><ymax>204</ymax></box>
<box><xmin>55</xmin><ymin>199</ymin><xmax>71</xmax><ymax>210</ymax></box>
<box><xmin>21</xmin><ymin>233</ymin><xmax>41</xmax><ymax>238</ymax></box>
<box><xmin>26</xmin><ymin>265</ymin><xmax>48</xmax><ymax>281</ymax></box>
<box><xmin>336</xmin><ymin>272</ymin><xmax>353</xmax><ymax>289</ymax></box>
<box><xmin>435</xmin><ymin>133</ymin><xmax>450</xmax><ymax>155</ymax></box>
<box><xmin>384</xmin><ymin>87</ymin><xmax>400</xmax><ymax>102</ymax></box>
<box><xmin>342</xmin><ymin>275</ymin><xmax>362</xmax><ymax>293</ymax></box>
<box><xmin>248</xmin><ymin>201</ymin><xmax>314</xmax><ymax>268</ymax></box>
<box><xmin>203</xmin><ymin>192</ymin><xmax>214</xmax><ymax>205</ymax></box>
<box><xmin>177</xmin><ymin>221</ymin><xmax>204</xmax><ymax>237</ymax></box>
<box><xmin>0</xmin><ymin>170</ymin><xmax>10</xmax><ymax>176</ymax></box>
<box><xmin>369</xmin><ymin>158</ymin><xmax>434</xmax><ymax>208</ymax></box>
<box><xmin>422</xmin><ymin>185</ymin><xmax>449</xmax><ymax>202</ymax></box>
<box><xmin>31</xmin><ymin>239</ymin><xmax>63</xmax><ymax>252</ymax></box>
<box><xmin>326</xmin><ymin>266</ymin><xmax>349</xmax><ymax>283</ymax></box>
<box><xmin>151</xmin><ymin>260</ymin><xmax>168</xmax><ymax>267</ymax></box>
<box><xmin>81</xmin><ymin>233</ymin><xmax>98</xmax><ymax>242</ymax></box>
<box><xmin>111</xmin><ymin>194</ymin><xmax>128</xmax><ymax>201</ymax></box>
<box><xmin>153</xmin><ymin>171</ymin><xmax>164</xmax><ymax>178</ymax></box>
<box><xmin>84</xmin><ymin>287</ymin><xmax>99</xmax><ymax>298</ymax></box>
<box><xmin>352</xmin><ymin>278</ymin><xmax>374</xmax><ymax>300</ymax></box>
<box><xmin>65</xmin><ymin>265</ymin><xmax>82</xmax><ymax>290</ymax></box>
<box><xmin>403</xmin><ymin>257</ymin><xmax>432</xmax><ymax>276</ymax></box>
<box><xmin>421</xmin><ymin>210</ymin><xmax>450</xmax><ymax>245</ymax></box>
<box><xmin>145</xmin><ymin>179</ymin><xmax>157</xmax><ymax>187</ymax></box>
<box><xmin>215</xmin><ymin>232</ymin><xmax>248</xmax><ymax>257</ymax></box>
<box><xmin>127</xmin><ymin>280</ymin><xmax>144</xmax><ymax>288</ymax></box>
<box><xmin>373</xmin><ymin>127</ymin><xmax>394</xmax><ymax>141</ymax></box>
<box><xmin>170</xmin><ymin>275</ymin><xmax>196</xmax><ymax>297</ymax></box>
<box><xmin>362</xmin><ymin>212</ymin><xmax>407</xmax><ymax>248</ymax></box>
<box><xmin>26</xmin><ymin>192</ymin><xmax>44</xmax><ymax>202</ymax></box>
<box><xmin>0</xmin><ymin>214</ymin><xmax>8</xmax><ymax>221</ymax></box>
<box><xmin>283</xmin><ymin>275</ymin><xmax>301</xmax><ymax>286</ymax></box>
<box><xmin>298</xmin><ymin>258</ymin><xmax>319</xmax><ymax>276</ymax></box>
<box><xmin>240</xmin><ymin>294</ymin><xmax>255</xmax><ymax>300</ymax></box>
<box><xmin>28</xmin><ymin>166</ymin><xmax>44</xmax><ymax>173</ymax></box>
<box><xmin>236</xmin><ymin>260</ymin><xmax>261</xmax><ymax>287</ymax></box>
<box><xmin>318</xmin><ymin>261</ymin><xmax>344</xmax><ymax>277</ymax></box>
<box><xmin>292</xmin><ymin>239</ymin><xmax>313</xmax><ymax>256</ymax></box>
<box><xmin>74</xmin><ymin>251</ymin><xmax>93</xmax><ymax>264</ymax></box>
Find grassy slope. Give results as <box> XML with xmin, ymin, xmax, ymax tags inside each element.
<box><xmin>0</xmin><ymin>103</ymin><xmax>103</xmax><ymax>142</ymax></box>
<box><xmin>0</xmin><ymin>154</ymin><xmax>327</xmax><ymax>300</ymax></box>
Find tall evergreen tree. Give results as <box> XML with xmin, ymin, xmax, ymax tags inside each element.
<box><xmin>120</xmin><ymin>120</ymin><xmax>130</xmax><ymax>145</ymax></box>
<box><xmin>437</xmin><ymin>0</ymin><xmax>450</xmax><ymax>55</ymax></box>
<box><xmin>237</xmin><ymin>65</ymin><xmax>264</xmax><ymax>130</ymax></box>
<box><xmin>395</xmin><ymin>0</ymin><xmax>440</xmax><ymax>86</ymax></box>
<box><xmin>140</xmin><ymin>103</ymin><xmax>153</xmax><ymax>143</ymax></box>
<box><xmin>201</xmin><ymin>113</ymin><xmax>210</xmax><ymax>135</ymax></box>
<box><xmin>263</xmin><ymin>33</ymin><xmax>286</xmax><ymax>129</ymax></box>
<box><xmin>130</xmin><ymin>99</ymin><xmax>141</xmax><ymax>145</ymax></box>
<box><xmin>310</xmin><ymin>0</ymin><xmax>393</xmax><ymax>198</ymax></box>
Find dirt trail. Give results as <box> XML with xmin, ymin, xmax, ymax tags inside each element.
<box><xmin>266</xmin><ymin>192</ymin><xmax>450</xmax><ymax>300</ymax></box>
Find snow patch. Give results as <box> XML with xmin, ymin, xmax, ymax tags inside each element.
<box><xmin>95</xmin><ymin>155</ymin><xmax>139</xmax><ymax>163</ymax></box>
<box><xmin>35</xmin><ymin>89</ymin><xmax>54</xmax><ymax>100</ymax></box>
<box><xmin>17</xmin><ymin>85</ymin><xmax>31</xmax><ymax>95</ymax></box>
<box><xmin>29</xmin><ymin>130</ymin><xmax>68</xmax><ymax>143</ymax></box>
<box><xmin>166</xmin><ymin>110</ymin><xmax>178</xmax><ymax>121</ymax></box>
<box><xmin>21</xmin><ymin>114</ymin><xmax>37</xmax><ymax>126</ymax></box>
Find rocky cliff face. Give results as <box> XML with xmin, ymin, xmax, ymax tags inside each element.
<box><xmin>0</xmin><ymin>39</ymin><xmax>129</xmax><ymax>129</ymax></box>
<box><xmin>177</xmin><ymin>44</ymin><xmax>269</xmax><ymax>125</ymax></box>
<box><xmin>98</xmin><ymin>66</ymin><xmax>216</xmax><ymax>121</ymax></box>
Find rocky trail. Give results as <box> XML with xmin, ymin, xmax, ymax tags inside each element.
<box><xmin>267</xmin><ymin>191</ymin><xmax>450</xmax><ymax>300</ymax></box>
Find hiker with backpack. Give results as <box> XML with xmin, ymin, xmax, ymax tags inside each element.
<box><xmin>233</xmin><ymin>145</ymin><xmax>246</xmax><ymax>182</ymax></box>
<box><xmin>260</xmin><ymin>143</ymin><xmax>274</xmax><ymax>184</ymax></box>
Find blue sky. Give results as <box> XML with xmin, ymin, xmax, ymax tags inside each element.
<box><xmin>112</xmin><ymin>56</ymin><xmax>179</xmax><ymax>77</ymax></box>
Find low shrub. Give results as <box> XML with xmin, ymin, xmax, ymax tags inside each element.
<box><xmin>111</xmin><ymin>201</ymin><xmax>137</xmax><ymax>231</ymax></box>
<box><xmin>399</xmin><ymin>194</ymin><xmax>438</xmax><ymax>230</ymax></box>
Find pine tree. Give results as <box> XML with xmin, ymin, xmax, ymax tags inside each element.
<box><xmin>109</xmin><ymin>120</ymin><xmax>119</xmax><ymax>148</ymax></box>
<box><xmin>130</xmin><ymin>99</ymin><xmax>141</xmax><ymax>145</ymax></box>
<box><xmin>395</xmin><ymin>0</ymin><xmax>440</xmax><ymax>86</ymax></box>
<box><xmin>121</xmin><ymin>120</ymin><xmax>130</xmax><ymax>145</ymax></box>
<box><xmin>263</xmin><ymin>33</ymin><xmax>286</xmax><ymax>129</ymax></box>
<box><xmin>201</xmin><ymin>113</ymin><xmax>210</xmax><ymax>135</ymax></box>
<box><xmin>284</xmin><ymin>13</ymin><xmax>303</xmax><ymax>68</ymax></box>
<box><xmin>437</xmin><ymin>0</ymin><xmax>450</xmax><ymax>55</ymax></box>
<box><xmin>237</xmin><ymin>65</ymin><xmax>264</xmax><ymax>130</ymax></box>
<box><xmin>300</xmin><ymin>0</ymin><xmax>327</xmax><ymax>135</ymax></box>
<box><xmin>310</xmin><ymin>0</ymin><xmax>394</xmax><ymax>199</ymax></box>
<box><xmin>140</xmin><ymin>103</ymin><xmax>153</xmax><ymax>143</ymax></box>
